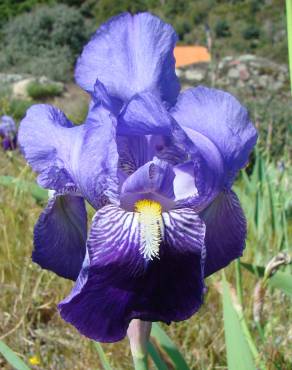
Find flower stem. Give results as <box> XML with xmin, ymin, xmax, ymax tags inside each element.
<box><xmin>127</xmin><ymin>319</ymin><xmax>151</xmax><ymax>370</ymax></box>
<box><xmin>132</xmin><ymin>353</ymin><xmax>149</xmax><ymax>370</ymax></box>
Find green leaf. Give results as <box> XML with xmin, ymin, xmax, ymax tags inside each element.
<box><xmin>0</xmin><ymin>340</ymin><xmax>31</xmax><ymax>370</ymax></box>
<box><xmin>147</xmin><ymin>341</ymin><xmax>168</xmax><ymax>370</ymax></box>
<box><xmin>241</xmin><ymin>262</ymin><xmax>292</xmax><ymax>297</ymax></box>
<box><xmin>266</xmin><ymin>172</ymin><xmax>277</xmax><ymax>233</ymax></box>
<box><xmin>92</xmin><ymin>342</ymin><xmax>113</xmax><ymax>370</ymax></box>
<box><xmin>0</xmin><ymin>175</ymin><xmax>48</xmax><ymax>202</ymax></box>
<box><xmin>151</xmin><ymin>323</ymin><xmax>189</xmax><ymax>370</ymax></box>
<box><xmin>269</xmin><ymin>271</ymin><xmax>292</xmax><ymax>296</ymax></box>
<box><xmin>240</xmin><ymin>169</ymin><xmax>252</xmax><ymax>193</ymax></box>
<box><xmin>286</xmin><ymin>0</ymin><xmax>292</xmax><ymax>94</ymax></box>
<box><xmin>222</xmin><ymin>277</ymin><xmax>257</xmax><ymax>370</ymax></box>
<box><xmin>241</xmin><ymin>262</ymin><xmax>265</xmax><ymax>277</ymax></box>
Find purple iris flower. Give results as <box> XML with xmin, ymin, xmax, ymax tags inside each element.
<box><xmin>18</xmin><ymin>12</ymin><xmax>257</xmax><ymax>343</ymax></box>
<box><xmin>0</xmin><ymin>115</ymin><xmax>17</xmax><ymax>150</ymax></box>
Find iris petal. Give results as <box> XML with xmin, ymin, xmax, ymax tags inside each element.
<box><xmin>117</xmin><ymin>135</ymin><xmax>150</xmax><ymax>176</ymax></box>
<box><xmin>2</xmin><ymin>136</ymin><xmax>17</xmax><ymax>150</ymax></box>
<box><xmin>163</xmin><ymin>208</ymin><xmax>206</xmax><ymax>255</ymax></box>
<box><xmin>88</xmin><ymin>205</ymin><xmax>145</xmax><ymax>273</ymax></box>
<box><xmin>58</xmin><ymin>204</ymin><xmax>144</xmax><ymax>342</ymax></box>
<box><xmin>74</xmin><ymin>106</ymin><xmax>119</xmax><ymax>208</ymax></box>
<box><xmin>120</xmin><ymin>159</ymin><xmax>175</xmax><ymax>210</ymax></box>
<box><xmin>118</xmin><ymin>91</ymin><xmax>173</xmax><ymax>135</ymax></box>
<box><xmin>201</xmin><ymin>190</ymin><xmax>246</xmax><ymax>277</ymax></box>
<box><xmin>19</xmin><ymin>104</ymin><xmax>119</xmax><ymax>208</ymax></box>
<box><xmin>171</xmin><ymin>86</ymin><xmax>258</xmax><ymax>186</ymax></box>
<box><xmin>0</xmin><ymin>115</ymin><xmax>16</xmax><ymax>136</ymax></box>
<box><xmin>118</xmin><ymin>90</ymin><xmax>224</xmax><ymax>210</ymax></box>
<box><xmin>173</xmin><ymin>130</ymin><xmax>225</xmax><ymax>210</ymax></box>
<box><xmin>118</xmin><ymin>91</ymin><xmax>187</xmax><ymax>169</ymax></box>
<box><xmin>93</xmin><ymin>79</ymin><xmax>123</xmax><ymax>115</ymax></box>
<box><xmin>33</xmin><ymin>191</ymin><xmax>87</xmax><ymax>280</ymax></box>
<box><xmin>59</xmin><ymin>204</ymin><xmax>205</xmax><ymax>342</ymax></box>
<box><xmin>75</xmin><ymin>12</ymin><xmax>180</xmax><ymax>105</ymax></box>
<box><xmin>173</xmin><ymin>162</ymin><xmax>198</xmax><ymax>202</ymax></box>
<box><xmin>18</xmin><ymin>104</ymin><xmax>75</xmax><ymax>190</ymax></box>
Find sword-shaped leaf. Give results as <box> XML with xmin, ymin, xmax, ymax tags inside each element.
<box><xmin>0</xmin><ymin>340</ymin><xmax>31</xmax><ymax>370</ymax></box>
<box><xmin>222</xmin><ymin>276</ymin><xmax>257</xmax><ymax>370</ymax></box>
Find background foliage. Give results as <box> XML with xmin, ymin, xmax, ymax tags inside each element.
<box><xmin>0</xmin><ymin>0</ymin><xmax>288</xmax><ymax>81</ymax></box>
<box><xmin>0</xmin><ymin>3</ymin><xmax>93</xmax><ymax>81</ymax></box>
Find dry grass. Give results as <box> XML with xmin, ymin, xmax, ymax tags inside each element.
<box><xmin>0</xmin><ymin>148</ymin><xmax>291</xmax><ymax>370</ymax></box>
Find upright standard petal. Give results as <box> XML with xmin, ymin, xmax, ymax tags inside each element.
<box><xmin>118</xmin><ymin>91</ymin><xmax>174</xmax><ymax>135</ymax></box>
<box><xmin>201</xmin><ymin>190</ymin><xmax>246</xmax><ymax>277</ymax></box>
<box><xmin>93</xmin><ymin>79</ymin><xmax>123</xmax><ymax>115</ymax></box>
<box><xmin>171</xmin><ymin>86</ymin><xmax>258</xmax><ymax>186</ymax></box>
<box><xmin>119</xmin><ymin>90</ymin><xmax>224</xmax><ymax>210</ymax></box>
<box><xmin>18</xmin><ymin>104</ymin><xmax>119</xmax><ymax>208</ymax></box>
<box><xmin>33</xmin><ymin>191</ymin><xmax>87</xmax><ymax>280</ymax></box>
<box><xmin>118</xmin><ymin>91</ymin><xmax>187</xmax><ymax>172</ymax></box>
<box><xmin>59</xmin><ymin>204</ymin><xmax>206</xmax><ymax>342</ymax></box>
<box><xmin>172</xmin><ymin>130</ymin><xmax>225</xmax><ymax>210</ymax></box>
<box><xmin>75</xmin><ymin>12</ymin><xmax>180</xmax><ymax>105</ymax></box>
<box><xmin>117</xmin><ymin>135</ymin><xmax>151</xmax><ymax>176</ymax></box>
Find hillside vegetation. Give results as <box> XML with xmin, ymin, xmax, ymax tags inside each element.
<box><xmin>0</xmin><ymin>0</ymin><xmax>288</xmax><ymax>81</ymax></box>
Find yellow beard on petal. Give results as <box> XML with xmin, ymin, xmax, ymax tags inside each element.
<box><xmin>134</xmin><ymin>199</ymin><xmax>163</xmax><ymax>260</ymax></box>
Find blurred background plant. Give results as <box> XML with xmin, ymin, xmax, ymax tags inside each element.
<box><xmin>0</xmin><ymin>3</ymin><xmax>93</xmax><ymax>81</ymax></box>
<box><xmin>0</xmin><ymin>0</ymin><xmax>289</xmax><ymax>80</ymax></box>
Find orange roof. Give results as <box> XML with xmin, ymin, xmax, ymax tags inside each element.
<box><xmin>174</xmin><ymin>46</ymin><xmax>211</xmax><ymax>67</ymax></box>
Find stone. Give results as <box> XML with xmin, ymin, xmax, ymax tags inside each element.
<box><xmin>175</xmin><ymin>68</ymin><xmax>183</xmax><ymax>78</ymax></box>
<box><xmin>0</xmin><ymin>73</ymin><xmax>29</xmax><ymax>84</ymax></box>
<box><xmin>184</xmin><ymin>68</ymin><xmax>206</xmax><ymax>82</ymax></box>
<box><xmin>239</xmin><ymin>65</ymin><xmax>250</xmax><ymax>81</ymax></box>
<box><xmin>213</xmin><ymin>54</ymin><xmax>289</xmax><ymax>95</ymax></box>
<box><xmin>12</xmin><ymin>78</ymin><xmax>35</xmax><ymax>99</ymax></box>
<box><xmin>278</xmin><ymin>73</ymin><xmax>286</xmax><ymax>82</ymax></box>
<box><xmin>229</xmin><ymin>59</ymin><xmax>240</xmax><ymax>66</ymax></box>
<box><xmin>270</xmin><ymin>80</ymin><xmax>284</xmax><ymax>91</ymax></box>
<box><xmin>236</xmin><ymin>80</ymin><xmax>245</xmax><ymax>88</ymax></box>
<box><xmin>227</xmin><ymin>68</ymin><xmax>240</xmax><ymax>79</ymax></box>
<box><xmin>238</xmin><ymin>54</ymin><xmax>257</xmax><ymax>62</ymax></box>
<box><xmin>218</xmin><ymin>56</ymin><xmax>233</xmax><ymax>69</ymax></box>
<box><xmin>258</xmin><ymin>75</ymin><xmax>269</xmax><ymax>88</ymax></box>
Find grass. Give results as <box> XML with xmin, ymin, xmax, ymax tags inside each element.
<box><xmin>26</xmin><ymin>82</ymin><xmax>63</xmax><ymax>100</ymax></box>
<box><xmin>0</xmin><ymin>145</ymin><xmax>291</xmax><ymax>369</ymax></box>
<box><xmin>0</xmin><ymin>68</ymin><xmax>291</xmax><ymax>369</ymax></box>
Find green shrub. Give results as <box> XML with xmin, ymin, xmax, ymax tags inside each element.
<box><xmin>8</xmin><ymin>99</ymin><xmax>33</xmax><ymax>121</ymax></box>
<box><xmin>245</xmin><ymin>96</ymin><xmax>292</xmax><ymax>159</ymax></box>
<box><xmin>242</xmin><ymin>24</ymin><xmax>260</xmax><ymax>40</ymax></box>
<box><xmin>27</xmin><ymin>81</ymin><xmax>63</xmax><ymax>100</ymax></box>
<box><xmin>0</xmin><ymin>0</ymin><xmax>51</xmax><ymax>27</ymax></box>
<box><xmin>0</xmin><ymin>83</ymin><xmax>11</xmax><ymax>100</ymax></box>
<box><xmin>90</xmin><ymin>0</ymin><xmax>148</xmax><ymax>24</ymax></box>
<box><xmin>0</xmin><ymin>4</ymin><xmax>93</xmax><ymax>81</ymax></box>
<box><xmin>175</xmin><ymin>18</ymin><xmax>192</xmax><ymax>39</ymax></box>
<box><xmin>249</xmin><ymin>0</ymin><xmax>265</xmax><ymax>14</ymax></box>
<box><xmin>215</xmin><ymin>19</ymin><xmax>231</xmax><ymax>38</ymax></box>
